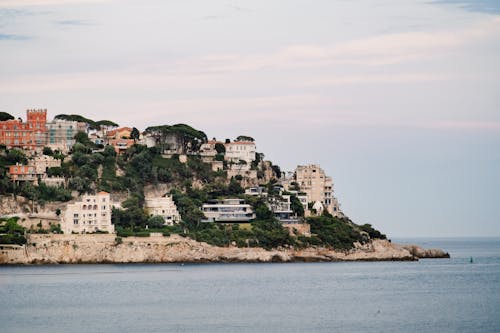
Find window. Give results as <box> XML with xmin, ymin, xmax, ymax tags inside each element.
<box><xmin>102</xmin><ymin>205</ymin><xmax>106</xmax><ymax>210</ymax></box>
<box><xmin>73</xmin><ymin>219</ymin><xmax>78</xmax><ymax>224</ymax></box>
<box><xmin>73</xmin><ymin>213</ymin><xmax>79</xmax><ymax>218</ymax></box>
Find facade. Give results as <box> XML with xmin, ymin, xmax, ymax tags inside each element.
<box><xmin>245</xmin><ymin>186</ymin><xmax>268</xmax><ymax>196</ymax></box>
<box><xmin>62</xmin><ymin>192</ymin><xmax>115</xmax><ymax>234</ymax></box>
<box><xmin>106</xmin><ymin>127</ymin><xmax>132</xmax><ymax>140</ymax></box>
<box><xmin>267</xmin><ymin>194</ymin><xmax>298</xmax><ymax>224</ymax></box>
<box><xmin>32</xmin><ymin>155</ymin><xmax>61</xmax><ymax>174</ymax></box>
<box><xmin>9</xmin><ymin>156</ymin><xmax>62</xmax><ymax>184</ymax></box>
<box><xmin>199</xmin><ymin>140</ymin><xmax>221</xmax><ymax>160</ymax></box>
<box><xmin>144</xmin><ymin>196</ymin><xmax>181</xmax><ymax>226</ymax></box>
<box><xmin>46</xmin><ymin>119</ymin><xmax>84</xmax><ymax>153</ymax></box>
<box><xmin>224</xmin><ymin>141</ymin><xmax>256</xmax><ymax>164</ymax></box>
<box><xmin>0</xmin><ymin>109</ymin><xmax>47</xmax><ymax>150</ymax></box>
<box><xmin>8</xmin><ymin>164</ymin><xmax>40</xmax><ymax>182</ymax></box>
<box><xmin>109</xmin><ymin>138</ymin><xmax>134</xmax><ymax>154</ymax></box>
<box><xmin>295</xmin><ymin>164</ymin><xmax>341</xmax><ymax>216</ymax></box>
<box><xmin>138</xmin><ymin>133</ymin><xmax>156</xmax><ymax>148</ymax></box>
<box><xmin>201</xmin><ymin>199</ymin><xmax>255</xmax><ymax>223</ymax></box>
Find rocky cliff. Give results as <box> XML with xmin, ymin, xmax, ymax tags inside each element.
<box><xmin>0</xmin><ymin>234</ymin><xmax>449</xmax><ymax>265</ymax></box>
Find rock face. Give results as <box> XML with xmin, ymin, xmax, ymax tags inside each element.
<box><xmin>399</xmin><ymin>244</ymin><xmax>450</xmax><ymax>258</ymax></box>
<box><xmin>0</xmin><ymin>234</ymin><xmax>449</xmax><ymax>265</ymax></box>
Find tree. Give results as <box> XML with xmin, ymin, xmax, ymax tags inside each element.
<box><xmin>130</xmin><ymin>127</ymin><xmax>140</xmax><ymax>143</ymax></box>
<box><xmin>0</xmin><ymin>112</ymin><xmax>14</xmax><ymax>121</ymax></box>
<box><xmin>290</xmin><ymin>195</ymin><xmax>305</xmax><ymax>217</ymax></box>
<box><xmin>215</xmin><ymin>143</ymin><xmax>226</xmax><ymax>154</ymax></box>
<box><xmin>145</xmin><ymin>124</ymin><xmax>207</xmax><ymax>154</ymax></box>
<box><xmin>43</xmin><ymin>147</ymin><xmax>54</xmax><ymax>156</ymax></box>
<box><xmin>236</xmin><ymin>135</ymin><xmax>254</xmax><ymax>142</ymax></box>
<box><xmin>74</xmin><ymin>132</ymin><xmax>94</xmax><ymax>148</ymax></box>
<box><xmin>147</xmin><ymin>215</ymin><xmax>165</xmax><ymax>228</ymax></box>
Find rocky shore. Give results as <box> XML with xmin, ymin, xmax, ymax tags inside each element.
<box><xmin>0</xmin><ymin>234</ymin><xmax>449</xmax><ymax>265</ymax></box>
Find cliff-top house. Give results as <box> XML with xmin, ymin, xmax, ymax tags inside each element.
<box><xmin>61</xmin><ymin>192</ymin><xmax>115</xmax><ymax>234</ymax></box>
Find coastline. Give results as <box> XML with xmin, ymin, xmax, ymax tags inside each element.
<box><xmin>0</xmin><ymin>234</ymin><xmax>449</xmax><ymax>265</ymax></box>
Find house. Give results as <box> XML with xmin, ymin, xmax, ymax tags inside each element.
<box><xmin>61</xmin><ymin>192</ymin><xmax>115</xmax><ymax>234</ymax></box>
<box><xmin>0</xmin><ymin>109</ymin><xmax>47</xmax><ymax>151</ymax></box>
<box><xmin>106</xmin><ymin>127</ymin><xmax>132</xmax><ymax>140</ymax></box>
<box><xmin>138</xmin><ymin>133</ymin><xmax>156</xmax><ymax>148</ymax></box>
<box><xmin>8</xmin><ymin>156</ymin><xmax>63</xmax><ymax>185</ymax></box>
<box><xmin>8</xmin><ymin>164</ymin><xmax>40</xmax><ymax>182</ymax></box>
<box><xmin>32</xmin><ymin>155</ymin><xmax>61</xmax><ymax>174</ymax></box>
<box><xmin>267</xmin><ymin>194</ymin><xmax>299</xmax><ymax>224</ymax></box>
<box><xmin>224</xmin><ymin>140</ymin><xmax>256</xmax><ymax>164</ymax></box>
<box><xmin>244</xmin><ymin>186</ymin><xmax>267</xmax><ymax>196</ymax></box>
<box><xmin>144</xmin><ymin>195</ymin><xmax>181</xmax><ymax>226</ymax></box>
<box><xmin>108</xmin><ymin>138</ymin><xmax>134</xmax><ymax>154</ymax></box>
<box><xmin>199</xmin><ymin>139</ymin><xmax>221</xmax><ymax>161</ymax></box>
<box><xmin>201</xmin><ymin>199</ymin><xmax>255</xmax><ymax>223</ymax></box>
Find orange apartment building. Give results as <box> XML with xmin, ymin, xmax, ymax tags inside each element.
<box><xmin>0</xmin><ymin>109</ymin><xmax>47</xmax><ymax>150</ymax></box>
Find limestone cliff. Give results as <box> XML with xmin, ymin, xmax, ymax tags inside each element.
<box><xmin>0</xmin><ymin>234</ymin><xmax>449</xmax><ymax>265</ymax></box>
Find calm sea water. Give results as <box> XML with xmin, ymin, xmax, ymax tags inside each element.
<box><xmin>1</xmin><ymin>238</ymin><xmax>499</xmax><ymax>333</ymax></box>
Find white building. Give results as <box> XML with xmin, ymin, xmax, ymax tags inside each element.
<box><xmin>201</xmin><ymin>198</ymin><xmax>255</xmax><ymax>223</ymax></box>
<box><xmin>144</xmin><ymin>195</ymin><xmax>181</xmax><ymax>226</ymax></box>
<box><xmin>224</xmin><ymin>141</ymin><xmax>256</xmax><ymax>164</ymax></box>
<box><xmin>62</xmin><ymin>191</ymin><xmax>115</xmax><ymax>234</ymax></box>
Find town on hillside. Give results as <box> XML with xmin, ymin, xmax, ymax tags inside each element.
<box><xmin>0</xmin><ymin>109</ymin><xmax>385</xmax><ymax>250</ymax></box>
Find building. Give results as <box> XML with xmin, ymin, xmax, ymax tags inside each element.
<box><xmin>294</xmin><ymin>164</ymin><xmax>341</xmax><ymax>216</ymax></box>
<box><xmin>106</xmin><ymin>127</ymin><xmax>132</xmax><ymax>140</ymax></box>
<box><xmin>224</xmin><ymin>141</ymin><xmax>256</xmax><ymax>164</ymax></box>
<box><xmin>138</xmin><ymin>133</ymin><xmax>156</xmax><ymax>148</ymax></box>
<box><xmin>245</xmin><ymin>186</ymin><xmax>268</xmax><ymax>196</ymax></box>
<box><xmin>267</xmin><ymin>194</ymin><xmax>298</xmax><ymax>224</ymax></box>
<box><xmin>8</xmin><ymin>156</ymin><xmax>62</xmax><ymax>185</ymax></box>
<box><xmin>201</xmin><ymin>199</ymin><xmax>255</xmax><ymax>223</ymax></box>
<box><xmin>8</xmin><ymin>164</ymin><xmax>40</xmax><ymax>182</ymax></box>
<box><xmin>108</xmin><ymin>138</ymin><xmax>134</xmax><ymax>154</ymax></box>
<box><xmin>61</xmin><ymin>192</ymin><xmax>115</xmax><ymax>234</ymax></box>
<box><xmin>0</xmin><ymin>109</ymin><xmax>47</xmax><ymax>150</ymax></box>
<box><xmin>144</xmin><ymin>195</ymin><xmax>181</xmax><ymax>226</ymax></box>
<box><xmin>46</xmin><ymin>119</ymin><xmax>85</xmax><ymax>153</ymax></box>
<box><xmin>32</xmin><ymin>155</ymin><xmax>61</xmax><ymax>174</ymax></box>
<box><xmin>199</xmin><ymin>139</ymin><xmax>221</xmax><ymax>161</ymax></box>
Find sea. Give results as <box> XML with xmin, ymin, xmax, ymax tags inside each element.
<box><xmin>0</xmin><ymin>238</ymin><xmax>499</xmax><ymax>333</ymax></box>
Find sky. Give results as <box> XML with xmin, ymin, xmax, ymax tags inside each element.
<box><xmin>1</xmin><ymin>0</ymin><xmax>499</xmax><ymax>237</ymax></box>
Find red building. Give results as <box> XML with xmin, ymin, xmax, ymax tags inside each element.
<box><xmin>8</xmin><ymin>164</ymin><xmax>38</xmax><ymax>182</ymax></box>
<box><xmin>0</xmin><ymin>109</ymin><xmax>47</xmax><ymax>150</ymax></box>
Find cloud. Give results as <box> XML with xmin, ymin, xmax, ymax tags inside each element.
<box><xmin>54</xmin><ymin>19</ymin><xmax>94</xmax><ymax>26</ymax></box>
<box><xmin>0</xmin><ymin>33</ymin><xmax>29</xmax><ymax>40</ymax></box>
<box><xmin>428</xmin><ymin>121</ymin><xmax>500</xmax><ymax>131</ymax></box>
<box><xmin>0</xmin><ymin>0</ymin><xmax>109</xmax><ymax>7</ymax></box>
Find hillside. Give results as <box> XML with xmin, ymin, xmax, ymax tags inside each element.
<box><xmin>0</xmin><ymin>118</ymin><xmax>388</xmax><ymax>251</ymax></box>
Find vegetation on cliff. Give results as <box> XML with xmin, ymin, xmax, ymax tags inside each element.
<box><xmin>54</xmin><ymin>114</ymin><xmax>118</xmax><ymax>129</ymax></box>
<box><xmin>0</xmin><ymin>117</ymin><xmax>388</xmax><ymax>251</ymax></box>
<box><xmin>0</xmin><ymin>217</ymin><xmax>26</xmax><ymax>245</ymax></box>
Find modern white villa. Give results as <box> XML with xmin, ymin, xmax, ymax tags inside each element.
<box><xmin>201</xmin><ymin>198</ymin><xmax>255</xmax><ymax>223</ymax></box>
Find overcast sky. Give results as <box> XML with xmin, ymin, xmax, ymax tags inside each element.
<box><xmin>1</xmin><ymin>0</ymin><xmax>499</xmax><ymax>237</ymax></box>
